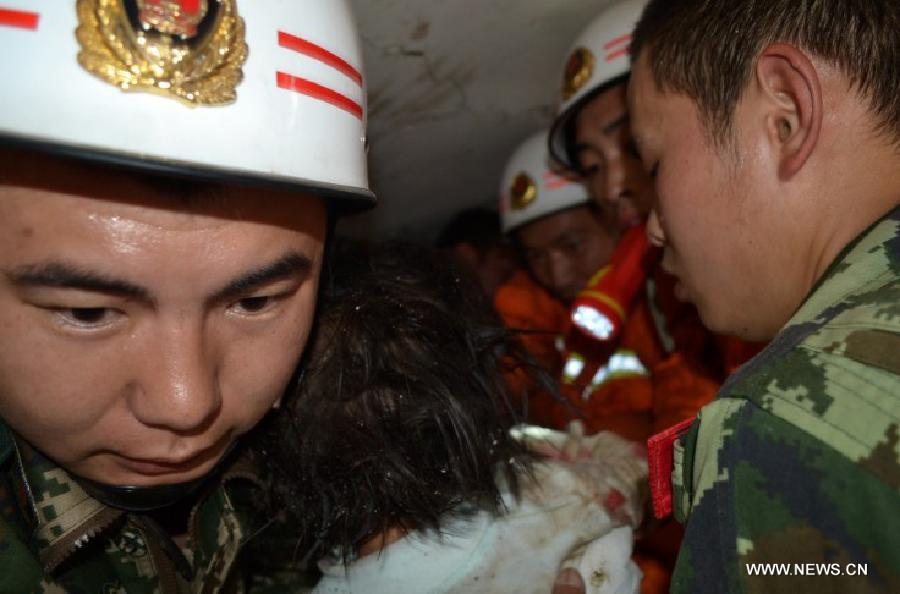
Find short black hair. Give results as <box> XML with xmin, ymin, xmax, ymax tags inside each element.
<box><xmin>257</xmin><ymin>241</ymin><xmax>533</xmax><ymax>564</ymax></box>
<box><xmin>632</xmin><ymin>0</ymin><xmax>900</xmax><ymax>147</ymax></box>
<box><xmin>435</xmin><ymin>207</ymin><xmax>505</xmax><ymax>254</ymax></box>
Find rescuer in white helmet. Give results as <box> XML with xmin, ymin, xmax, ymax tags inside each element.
<box><xmin>548</xmin><ymin>0</ymin><xmax>653</xmax><ymax>232</ymax></box>
<box><xmin>548</xmin><ymin>0</ymin><xmax>761</xmax><ymax>379</ymax></box>
<box><xmin>494</xmin><ymin>129</ymin><xmax>622</xmax><ymax>428</ymax></box>
<box><xmin>499</xmin><ymin>130</ymin><xmax>619</xmax><ymax>306</ymax></box>
<box><xmin>0</xmin><ymin>1</ymin><xmax>371</xmax><ymax>590</ymax></box>
<box><xmin>547</xmin><ymin>0</ymin><xmax>764</xmax><ymax>424</ymax></box>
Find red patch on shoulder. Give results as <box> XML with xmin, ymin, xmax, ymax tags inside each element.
<box><xmin>647</xmin><ymin>417</ymin><xmax>695</xmax><ymax>519</ymax></box>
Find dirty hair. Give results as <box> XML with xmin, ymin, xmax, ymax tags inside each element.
<box><xmin>631</xmin><ymin>0</ymin><xmax>900</xmax><ymax>148</ymax></box>
<box><xmin>256</xmin><ymin>241</ymin><xmax>536</xmax><ymax>564</ymax></box>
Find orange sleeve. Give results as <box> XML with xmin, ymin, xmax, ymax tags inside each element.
<box><xmin>494</xmin><ymin>270</ymin><xmax>567</xmax><ymax>373</ymax></box>
<box><xmin>494</xmin><ymin>270</ymin><xmax>569</xmax><ymax>428</ymax></box>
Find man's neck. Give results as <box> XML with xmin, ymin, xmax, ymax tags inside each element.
<box><xmin>801</xmin><ymin>127</ymin><xmax>900</xmax><ymax>295</ymax></box>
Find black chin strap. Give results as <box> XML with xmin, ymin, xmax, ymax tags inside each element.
<box><xmin>74</xmin><ymin>441</ymin><xmax>239</xmax><ymax>513</ymax></box>
<box><xmin>76</xmin><ymin>474</ymin><xmax>209</xmax><ymax>513</ymax></box>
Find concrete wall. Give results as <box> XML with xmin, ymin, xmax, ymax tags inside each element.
<box><xmin>342</xmin><ymin>0</ymin><xmax>614</xmax><ymax>241</ymax></box>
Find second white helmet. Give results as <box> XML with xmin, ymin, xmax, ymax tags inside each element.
<box><xmin>548</xmin><ymin>0</ymin><xmax>647</xmax><ymax>172</ymax></box>
<box><xmin>499</xmin><ymin>130</ymin><xmax>590</xmax><ymax>233</ymax></box>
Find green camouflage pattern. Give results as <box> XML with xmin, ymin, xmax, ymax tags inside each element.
<box><xmin>671</xmin><ymin>207</ymin><xmax>900</xmax><ymax>593</ymax></box>
<box><xmin>0</xmin><ymin>424</ymin><xmax>310</xmax><ymax>594</ymax></box>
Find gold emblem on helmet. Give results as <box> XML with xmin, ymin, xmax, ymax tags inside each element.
<box><xmin>510</xmin><ymin>172</ymin><xmax>538</xmax><ymax>210</ymax></box>
<box><xmin>561</xmin><ymin>47</ymin><xmax>595</xmax><ymax>102</ymax></box>
<box><xmin>76</xmin><ymin>0</ymin><xmax>248</xmax><ymax>106</ymax></box>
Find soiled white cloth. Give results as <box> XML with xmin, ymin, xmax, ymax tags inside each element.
<box><xmin>313</xmin><ymin>430</ymin><xmax>646</xmax><ymax>594</ymax></box>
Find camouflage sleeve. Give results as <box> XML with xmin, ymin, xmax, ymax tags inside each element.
<box><xmin>670</xmin><ymin>398</ymin><xmax>900</xmax><ymax>594</ymax></box>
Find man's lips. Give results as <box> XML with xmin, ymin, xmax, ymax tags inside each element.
<box><xmin>115</xmin><ymin>438</ymin><xmax>227</xmax><ymax>477</ymax></box>
<box><xmin>118</xmin><ymin>454</ymin><xmax>211</xmax><ymax>476</ymax></box>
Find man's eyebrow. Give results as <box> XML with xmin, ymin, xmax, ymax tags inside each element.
<box><xmin>603</xmin><ymin>113</ymin><xmax>629</xmax><ymax>135</ymax></box>
<box><xmin>212</xmin><ymin>252</ymin><xmax>313</xmax><ymax>302</ymax></box>
<box><xmin>6</xmin><ymin>252</ymin><xmax>313</xmax><ymax>304</ymax></box>
<box><xmin>573</xmin><ymin>114</ymin><xmax>629</xmax><ymax>159</ymax></box>
<box><xmin>7</xmin><ymin>263</ymin><xmax>152</xmax><ymax>301</ymax></box>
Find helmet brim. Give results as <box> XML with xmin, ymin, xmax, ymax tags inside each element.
<box><xmin>0</xmin><ymin>132</ymin><xmax>376</xmax><ymax>215</ymax></box>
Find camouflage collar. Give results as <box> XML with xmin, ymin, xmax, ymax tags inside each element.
<box><xmin>11</xmin><ymin>436</ymin><xmax>124</xmax><ymax>572</ymax></box>
<box><xmin>8</xmin><ymin>433</ymin><xmax>267</xmax><ymax>577</ymax></box>
<box><xmin>790</xmin><ymin>205</ymin><xmax>900</xmax><ymax>328</ymax></box>
<box><xmin>721</xmin><ymin>205</ymin><xmax>900</xmax><ymax>397</ymax></box>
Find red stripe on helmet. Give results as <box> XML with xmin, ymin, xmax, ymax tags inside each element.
<box><xmin>603</xmin><ymin>33</ymin><xmax>632</xmax><ymax>50</ymax></box>
<box><xmin>0</xmin><ymin>7</ymin><xmax>39</xmax><ymax>30</ymax></box>
<box><xmin>276</xmin><ymin>72</ymin><xmax>363</xmax><ymax>120</ymax></box>
<box><xmin>605</xmin><ymin>46</ymin><xmax>630</xmax><ymax>62</ymax></box>
<box><xmin>546</xmin><ymin>179</ymin><xmax>572</xmax><ymax>191</ymax></box>
<box><xmin>544</xmin><ymin>170</ymin><xmax>573</xmax><ymax>190</ymax></box>
<box><xmin>278</xmin><ymin>31</ymin><xmax>363</xmax><ymax>87</ymax></box>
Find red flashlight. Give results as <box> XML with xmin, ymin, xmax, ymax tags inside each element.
<box><xmin>570</xmin><ymin>223</ymin><xmax>653</xmax><ymax>342</ymax></box>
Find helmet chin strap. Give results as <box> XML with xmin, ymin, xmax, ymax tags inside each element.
<box><xmin>74</xmin><ymin>441</ymin><xmax>240</xmax><ymax>513</ymax></box>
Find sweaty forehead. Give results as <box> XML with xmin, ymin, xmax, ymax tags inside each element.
<box><xmin>0</xmin><ymin>148</ymin><xmax>327</xmax><ymax>232</ymax></box>
<box><xmin>0</xmin><ymin>181</ymin><xmax>327</xmax><ymax>302</ymax></box>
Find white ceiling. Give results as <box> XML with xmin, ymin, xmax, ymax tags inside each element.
<box><xmin>341</xmin><ymin>0</ymin><xmax>613</xmax><ymax>241</ymax></box>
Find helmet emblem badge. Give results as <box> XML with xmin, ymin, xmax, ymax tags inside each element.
<box><xmin>510</xmin><ymin>172</ymin><xmax>538</xmax><ymax>210</ymax></box>
<box><xmin>561</xmin><ymin>47</ymin><xmax>595</xmax><ymax>102</ymax></box>
<box><xmin>76</xmin><ymin>0</ymin><xmax>248</xmax><ymax>105</ymax></box>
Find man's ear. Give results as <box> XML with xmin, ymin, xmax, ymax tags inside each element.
<box><xmin>754</xmin><ymin>43</ymin><xmax>823</xmax><ymax>179</ymax></box>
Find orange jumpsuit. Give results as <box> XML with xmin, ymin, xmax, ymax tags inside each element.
<box><xmin>493</xmin><ymin>267</ymin><xmax>735</xmax><ymax>437</ymax></box>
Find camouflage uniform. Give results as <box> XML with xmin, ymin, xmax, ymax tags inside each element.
<box><xmin>0</xmin><ymin>422</ymin><xmax>310</xmax><ymax>594</ymax></box>
<box><xmin>670</xmin><ymin>207</ymin><xmax>900</xmax><ymax>593</ymax></box>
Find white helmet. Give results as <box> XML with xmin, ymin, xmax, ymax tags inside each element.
<box><xmin>0</xmin><ymin>0</ymin><xmax>373</xmax><ymax>206</ymax></box>
<box><xmin>548</xmin><ymin>0</ymin><xmax>647</xmax><ymax>171</ymax></box>
<box><xmin>499</xmin><ymin>130</ymin><xmax>590</xmax><ymax>233</ymax></box>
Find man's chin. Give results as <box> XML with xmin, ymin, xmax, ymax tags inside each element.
<box><xmin>698</xmin><ymin>305</ymin><xmax>771</xmax><ymax>342</ymax></box>
<box><xmin>83</xmin><ymin>445</ymin><xmax>230</xmax><ymax>488</ymax></box>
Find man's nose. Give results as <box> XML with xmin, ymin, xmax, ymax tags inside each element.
<box><xmin>129</xmin><ymin>321</ymin><xmax>222</xmax><ymax>433</ymax></box>
<box><xmin>548</xmin><ymin>253</ymin><xmax>577</xmax><ymax>294</ymax></box>
<box><xmin>603</xmin><ymin>156</ymin><xmax>626</xmax><ymax>205</ymax></box>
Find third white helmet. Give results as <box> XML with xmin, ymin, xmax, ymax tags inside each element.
<box><xmin>547</xmin><ymin>0</ymin><xmax>647</xmax><ymax>172</ymax></box>
<box><xmin>499</xmin><ymin>130</ymin><xmax>589</xmax><ymax>233</ymax></box>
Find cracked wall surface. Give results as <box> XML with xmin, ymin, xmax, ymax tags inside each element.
<box><xmin>343</xmin><ymin>0</ymin><xmax>615</xmax><ymax>241</ymax></box>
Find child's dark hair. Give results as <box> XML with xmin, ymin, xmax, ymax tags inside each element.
<box><xmin>258</xmin><ymin>241</ymin><xmax>532</xmax><ymax>564</ymax></box>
